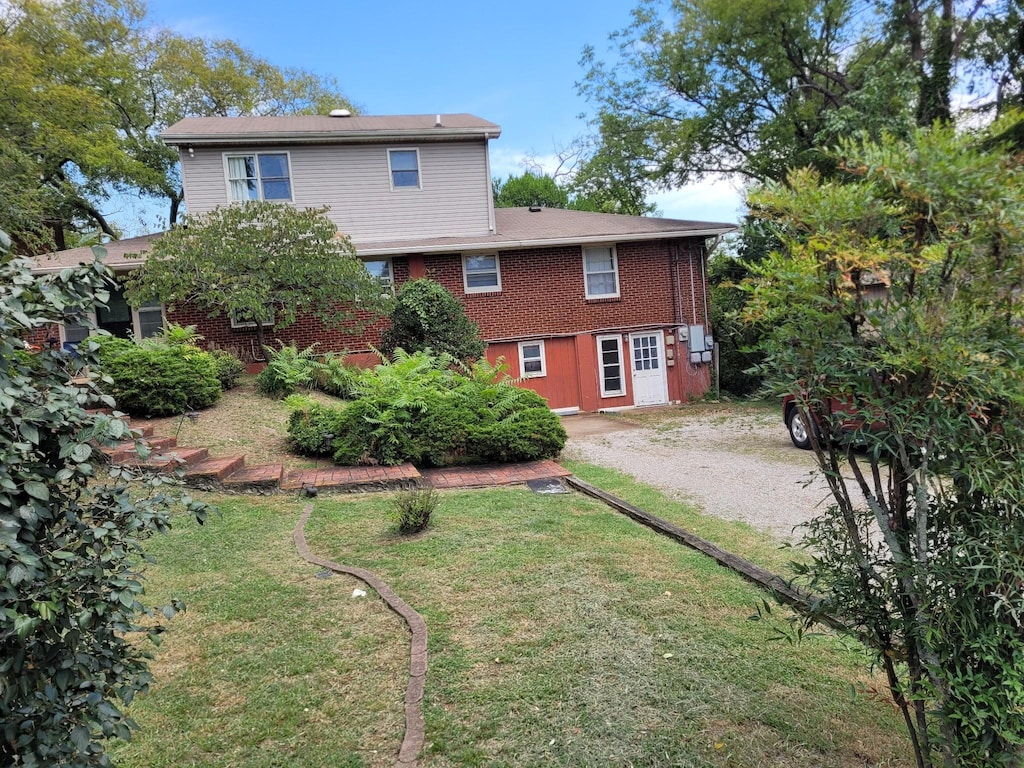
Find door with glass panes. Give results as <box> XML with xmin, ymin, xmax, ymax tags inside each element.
<box><xmin>629</xmin><ymin>332</ymin><xmax>668</xmax><ymax>406</ymax></box>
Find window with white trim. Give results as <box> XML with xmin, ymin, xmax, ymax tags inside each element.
<box><xmin>230</xmin><ymin>309</ymin><xmax>275</xmax><ymax>329</ymax></box>
<box><xmin>462</xmin><ymin>253</ymin><xmax>501</xmax><ymax>293</ymax></box>
<box><xmin>363</xmin><ymin>259</ymin><xmax>394</xmax><ymax>290</ymax></box>
<box><xmin>597</xmin><ymin>334</ymin><xmax>625</xmax><ymax>396</ymax></box>
<box><xmin>583</xmin><ymin>245</ymin><xmax>620</xmax><ymax>298</ymax></box>
<box><xmin>388</xmin><ymin>148</ymin><xmax>420</xmax><ymax>189</ymax></box>
<box><xmin>518</xmin><ymin>340</ymin><xmax>546</xmax><ymax>378</ymax></box>
<box><xmin>226</xmin><ymin>153</ymin><xmax>292</xmax><ymax>201</ymax></box>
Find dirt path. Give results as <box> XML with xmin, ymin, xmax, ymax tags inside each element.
<box><xmin>561</xmin><ymin>406</ymin><xmax>833</xmax><ymax>542</ymax></box>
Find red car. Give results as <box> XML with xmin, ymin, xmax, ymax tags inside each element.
<box><xmin>783</xmin><ymin>394</ymin><xmax>874</xmax><ymax>450</ymax></box>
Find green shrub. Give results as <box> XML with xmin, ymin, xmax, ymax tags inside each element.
<box><xmin>314</xmin><ymin>351</ymin><xmax>361</xmax><ymax>398</ymax></box>
<box><xmin>389</xmin><ymin>488</ymin><xmax>439</xmax><ymax>534</ymax></box>
<box><xmin>285</xmin><ymin>350</ymin><xmax>567</xmax><ymax>467</ymax></box>
<box><xmin>209</xmin><ymin>349</ymin><xmax>245</xmax><ymax>390</ymax></box>
<box><xmin>93</xmin><ymin>334</ymin><xmax>136</xmax><ymax>363</ymax></box>
<box><xmin>255</xmin><ymin>343</ymin><xmax>320</xmax><ymax>397</ymax></box>
<box><xmin>101</xmin><ymin>345</ymin><xmax>221</xmax><ymax>417</ymax></box>
<box><xmin>380</xmin><ymin>278</ymin><xmax>485</xmax><ymax>362</ymax></box>
<box><xmin>286</xmin><ymin>403</ymin><xmax>349</xmax><ymax>457</ymax></box>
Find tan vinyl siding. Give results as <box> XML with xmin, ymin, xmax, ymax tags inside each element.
<box><xmin>178</xmin><ymin>141</ymin><xmax>493</xmax><ymax>240</ymax></box>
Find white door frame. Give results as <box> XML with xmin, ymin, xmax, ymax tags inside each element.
<box><xmin>629</xmin><ymin>331</ymin><xmax>668</xmax><ymax>406</ymax></box>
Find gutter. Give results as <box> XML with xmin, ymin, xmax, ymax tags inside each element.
<box><xmin>163</xmin><ymin>128</ymin><xmax>500</xmax><ymax>147</ymax></box>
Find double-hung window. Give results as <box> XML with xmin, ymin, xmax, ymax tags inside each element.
<box><xmin>463</xmin><ymin>254</ymin><xmax>501</xmax><ymax>293</ymax></box>
<box><xmin>226</xmin><ymin>153</ymin><xmax>292</xmax><ymax>201</ymax></box>
<box><xmin>518</xmin><ymin>340</ymin><xmax>546</xmax><ymax>378</ymax></box>
<box><xmin>388</xmin><ymin>148</ymin><xmax>420</xmax><ymax>189</ymax></box>
<box><xmin>583</xmin><ymin>245</ymin><xmax>619</xmax><ymax>299</ymax></box>
<box><xmin>597</xmin><ymin>335</ymin><xmax>625</xmax><ymax>397</ymax></box>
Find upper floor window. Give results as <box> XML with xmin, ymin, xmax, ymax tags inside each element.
<box><xmin>226</xmin><ymin>153</ymin><xmax>292</xmax><ymax>201</ymax></box>
<box><xmin>463</xmin><ymin>253</ymin><xmax>501</xmax><ymax>293</ymax></box>
<box><xmin>388</xmin><ymin>149</ymin><xmax>420</xmax><ymax>189</ymax></box>
<box><xmin>583</xmin><ymin>245</ymin><xmax>619</xmax><ymax>299</ymax></box>
<box><xmin>363</xmin><ymin>259</ymin><xmax>394</xmax><ymax>291</ymax></box>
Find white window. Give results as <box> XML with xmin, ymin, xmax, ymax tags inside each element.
<box><xmin>363</xmin><ymin>259</ymin><xmax>394</xmax><ymax>290</ymax></box>
<box><xmin>518</xmin><ymin>340</ymin><xmax>546</xmax><ymax>378</ymax></box>
<box><xmin>597</xmin><ymin>334</ymin><xmax>625</xmax><ymax>396</ymax></box>
<box><xmin>230</xmin><ymin>309</ymin><xmax>275</xmax><ymax>329</ymax></box>
<box><xmin>388</xmin><ymin>148</ymin><xmax>420</xmax><ymax>189</ymax></box>
<box><xmin>583</xmin><ymin>245</ymin><xmax>620</xmax><ymax>299</ymax></box>
<box><xmin>226</xmin><ymin>153</ymin><xmax>292</xmax><ymax>201</ymax></box>
<box><xmin>463</xmin><ymin>253</ymin><xmax>501</xmax><ymax>293</ymax></box>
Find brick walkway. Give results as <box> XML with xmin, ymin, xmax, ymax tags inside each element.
<box><xmin>421</xmin><ymin>459</ymin><xmax>570</xmax><ymax>489</ymax></box>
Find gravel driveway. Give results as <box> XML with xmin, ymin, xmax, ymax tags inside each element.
<box><xmin>562</xmin><ymin>405</ymin><xmax>833</xmax><ymax>542</ymax></box>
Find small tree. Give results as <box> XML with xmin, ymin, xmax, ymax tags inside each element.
<box><xmin>0</xmin><ymin>232</ymin><xmax>208</xmax><ymax>766</ymax></box>
<box><xmin>126</xmin><ymin>203</ymin><xmax>389</xmax><ymax>359</ymax></box>
<box><xmin>745</xmin><ymin>122</ymin><xmax>1024</xmax><ymax>767</ymax></box>
<box><xmin>379</xmin><ymin>278</ymin><xmax>485</xmax><ymax>362</ymax></box>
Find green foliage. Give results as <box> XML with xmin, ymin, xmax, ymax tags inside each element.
<box><xmin>209</xmin><ymin>349</ymin><xmax>245</xmax><ymax>391</ymax></box>
<box><xmin>745</xmin><ymin>124</ymin><xmax>1024</xmax><ymax>767</ymax></box>
<box><xmin>148</xmin><ymin>323</ymin><xmax>202</xmax><ymax>347</ymax></box>
<box><xmin>388</xmin><ymin>488</ymin><xmax>439</xmax><ymax>535</ymax></box>
<box><xmin>493</xmin><ymin>172</ymin><xmax>569</xmax><ymax>208</ymax></box>
<box><xmin>286</xmin><ymin>351</ymin><xmax>567</xmax><ymax>467</ymax></box>
<box><xmin>380</xmin><ymin>279</ymin><xmax>485</xmax><ymax>362</ymax></box>
<box><xmin>254</xmin><ymin>343</ymin><xmax>321</xmax><ymax>398</ymax></box>
<box><xmin>286</xmin><ymin>403</ymin><xmax>350</xmax><ymax>457</ymax></box>
<box><xmin>0</xmin><ymin>0</ymin><xmax>356</xmax><ymax>251</ymax></box>
<box><xmin>99</xmin><ymin>345</ymin><xmax>221</xmax><ymax>417</ymax></box>
<box><xmin>707</xmin><ymin>251</ymin><xmax>764</xmax><ymax>397</ymax></box>
<box><xmin>127</xmin><ymin>203</ymin><xmax>387</xmax><ymax>359</ymax></box>
<box><xmin>0</xmin><ymin>231</ymin><xmax>208</xmax><ymax>766</ymax></box>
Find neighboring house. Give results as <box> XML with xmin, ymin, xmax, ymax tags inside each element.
<box><xmin>31</xmin><ymin>113</ymin><xmax>736</xmax><ymax>413</ymax></box>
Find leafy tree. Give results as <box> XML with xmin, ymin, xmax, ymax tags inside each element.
<box><xmin>0</xmin><ymin>0</ymin><xmax>355</xmax><ymax>253</ymax></box>
<box><xmin>379</xmin><ymin>278</ymin><xmax>486</xmax><ymax>362</ymax></box>
<box><xmin>744</xmin><ymin>122</ymin><xmax>1024</xmax><ymax>767</ymax></box>
<box><xmin>125</xmin><ymin>203</ymin><xmax>388</xmax><ymax>360</ymax></box>
<box><xmin>493</xmin><ymin>172</ymin><xmax>570</xmax><ymax>209</ymax></box>
<box><xmin>0</xmin><ymin>230</ymin><xmax>208</xmax><ymax>766</ymax></box>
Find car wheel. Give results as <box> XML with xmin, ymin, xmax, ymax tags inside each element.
<box><xmin>787</xmin><ymin>408</ymin><xmax>812</xmax><ymax>450</ymax></box>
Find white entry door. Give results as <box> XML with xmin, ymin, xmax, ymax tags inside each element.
<box><xmin>629</xmin><ymin>332</ymin><xmax>668</xmax><ymax>406</ymax></box>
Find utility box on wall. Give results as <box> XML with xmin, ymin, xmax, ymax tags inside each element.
<box><xmin>687</xmin><ymin>324</ymin><xmax>713</xmax><ymax>364</ymax></box>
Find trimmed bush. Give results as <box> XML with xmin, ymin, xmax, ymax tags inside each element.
<box><xmin>380</xmin><ymin>278</ymin><xmax>485</xmax><ymax>362</ymax></box>
<box><xmin>100</xmin><ymin>345</ymin><xmax>221</xmax><ymax>417</ymax></box>
<box><xmin>286</xmin><ymin>350</ymin><xmax>567</xmax><ymax>467</ymax></box>
<box><xmin>286</xmin><ymin>403</ymin><xmax>349</xmax><ymax>456</ymax></box>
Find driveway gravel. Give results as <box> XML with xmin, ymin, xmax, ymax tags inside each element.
<box><xmin>561</xmin><ymin>406</ymin><xmax>833</xmax><ymax>542</ymax></box>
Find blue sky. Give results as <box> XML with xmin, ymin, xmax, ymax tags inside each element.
<box><xmin>133</xmin><ymin>0</ymin><xmax>743</xmax><ymax>229</ymax></box>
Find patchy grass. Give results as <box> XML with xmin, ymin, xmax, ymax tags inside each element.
<box><xmin>112</xmin><ymin>480</ymin><xmax>911</xmax><ymax>768</ymax></box>
<box><xmin>133</xmin><ymin>377</ymin><xmax>344</xmax><ymax>469</ymax></box>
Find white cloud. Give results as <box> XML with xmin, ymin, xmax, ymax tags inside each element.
<box><xmin>648</xmin><ymin>176</ymin><xmax>746</xmax><ymax>224</ymax></box>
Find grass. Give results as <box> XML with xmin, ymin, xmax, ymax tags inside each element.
<box><xmin>110</xmin><ymin>468</ymin><xmax>912</xmax><ymax>768</ymax></box>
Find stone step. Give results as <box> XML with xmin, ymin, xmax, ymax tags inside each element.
<box><xmin>185</xmin><ymin>455</ymin><xmax>246</xmax><ymax>488</ymax></box>
<box><xmin>223</xmin><ymin>463</ymin><xmax>285</xmax><ymax>491</ymax></box>
<box><xmin>280</xmin><ymin>463</ymin><xmax>421</xmax><ymax>493</ymax></box>
<box><xmin>124</xmin><ymin>446</ymin><xmax>210</xmax><ymax>470</ymax></box>
<box><xmin>102</xmin><ymin>436</ymin><xmax>178</xmax><ymax>463</ymax></box>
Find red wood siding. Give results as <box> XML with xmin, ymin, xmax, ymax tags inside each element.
<box><xmin>486</xmin><ymin>337</ymin><xmax>580</xmax><ymax>410</ymax></box>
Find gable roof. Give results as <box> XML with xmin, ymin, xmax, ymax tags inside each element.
<box><xmin>29</xmin><ymin>208</ymin><xmax>735</xmax><ymax>273</ymax></box>
<box><xmin>162</xmin><ymin>114</ymin><xmax>501</xmax><ymax>147</ymax></box>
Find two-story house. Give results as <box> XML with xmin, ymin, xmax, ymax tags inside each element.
<box><xmin>33</xmin><ymin>112</ymin><xmax>735</xmax><ymax>413</ymax></box>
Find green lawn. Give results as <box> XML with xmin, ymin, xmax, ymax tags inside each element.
<box><xmin>111</xmin><ymin>465</ymin><xmax>911</xmax><ymax>767</ymax></box>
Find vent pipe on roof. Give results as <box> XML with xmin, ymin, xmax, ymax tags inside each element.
<box><xmin>435</xmin><ymin>114</ymin><xmax>442</xmax><ymax>127</ymax></box>
<box><xmin>329</xmin><ymin>109</ymin><xmax>351</xmax><ymax>117</ymax></box>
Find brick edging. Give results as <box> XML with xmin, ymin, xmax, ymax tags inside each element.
<box><xmin>293</xmin><ymin>504</ymin><xmax>427</xmax><ymax>767</ymax></box>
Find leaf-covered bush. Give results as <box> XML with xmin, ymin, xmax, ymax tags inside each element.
<box><xmin>286</xmin><ymin>350</ymin><xmax>566</xmax><ymax>466</ymax></box>
<box><xmin>209</xmin><ymin>349</ymin><xmax>245</xmax><ymax>390</ymax></box>
<box><xmin>380</xmin><ymin>278</ymin><xmax>486</xmax><ymax>362</ymax></box>
<box><xmin>254</xmin><ymin>343</ymin><xmax>319</xmax><ymax>397</ymax></box>
<box><xmin>99</xmin><ymin>345</ymin><xmax>221</xmax><ymax>417</ymax></box>
<box><xmin>0</xmin><ymin>233</ymin><xmax>208</xmax><ymax>766</ymax></box>
<box><xmin>389</xmin><ymin>488</ymin><xmax>439</xmax><ymax>534</ymax></box>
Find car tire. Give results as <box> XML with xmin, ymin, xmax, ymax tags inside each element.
<box><xmin>787</xmin><ymin>407</ymin><xmax>812</xmax><ymax>450</ymax></box>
